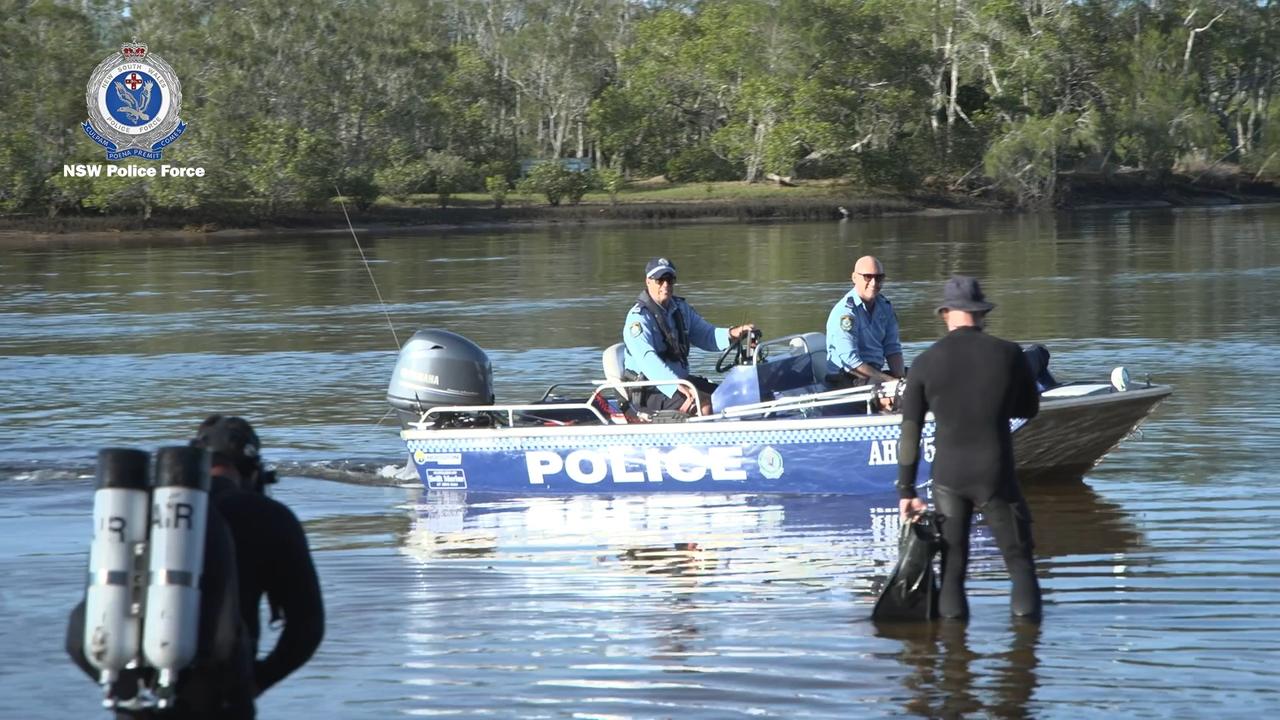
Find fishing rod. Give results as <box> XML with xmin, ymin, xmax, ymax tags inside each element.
<box><xmin>334</xmin><ymin>183</ymin><xmax>400</xmax><ymax>349</ymax></box>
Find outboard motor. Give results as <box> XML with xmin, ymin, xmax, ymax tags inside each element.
<box><xmin>387</xmin><ymin>329</ymin><xmax>495</xmax><ymax>427</ymax></box>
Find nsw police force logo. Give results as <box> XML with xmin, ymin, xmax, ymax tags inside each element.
<box><xmin>83</xmin><ymin>40</ymin><xmax>187</xmax><ymax>161</ymax></box>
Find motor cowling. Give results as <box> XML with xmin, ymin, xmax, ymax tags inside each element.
<box><xmin>387</xmin><ymin>329</ymin><xmax>495</xmax><ymax>425</ymax></box>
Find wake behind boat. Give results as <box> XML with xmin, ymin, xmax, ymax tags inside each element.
<box><xmin>389</xmin><ymin>329</ymin><xmax>1170</xmax><ymax>496</ymax></box>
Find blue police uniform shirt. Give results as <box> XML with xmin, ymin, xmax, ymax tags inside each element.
<box><xmin>623</xmin><ymin>296</ymin><xmax>730</xmax><ymax>397</ymax></box>
<box><xmin>825</xmin><ymin>288</ymin><xmax>902</xmax><ymax>375</ymax></box>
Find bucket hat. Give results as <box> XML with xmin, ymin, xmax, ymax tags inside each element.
<box><xmin>935</xmin><ymin>275</ymin><xmax>995</xmax><ymax>314</ymax></box>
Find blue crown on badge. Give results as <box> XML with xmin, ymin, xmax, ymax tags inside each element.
<box><xmin>82</xmin><ymin>38</ymin><xmax>187</xmax><ymax>161</ymax></box>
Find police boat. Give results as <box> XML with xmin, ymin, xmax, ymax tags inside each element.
<box><xmin>389</xmin><ymin>329</ymin><xmax>1171</xmax><ymax>496</ymax></box>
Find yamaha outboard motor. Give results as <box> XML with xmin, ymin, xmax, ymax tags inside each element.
<box><xmin>387</xmin><ymin>329</ymin><xmax>495</xmax><ymax>427</ymax></box>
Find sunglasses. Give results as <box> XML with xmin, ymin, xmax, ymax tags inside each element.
<box><xmin>857</xmin><ymin>273</ymin><xmax>886</xmax><ymax>283</ymax></box>
<box><xmin>650</xmin><ymin>275</ymin><xmax>676</xmax><ymax>284</ymax></box>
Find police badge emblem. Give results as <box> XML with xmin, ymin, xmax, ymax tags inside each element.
<box><xmin>83</xmin><ymin>39</ymin><xmax>187</xmax><ymax>160</ymax></box>
<box><xmin>840</xmin><ymin>315</ymin><xmax>854</xmax><ymax>332</ymax></box>
<box><xmin>757</xmin><ymin>446</ymin><xmax>785</xmax><ymax>480</ymax></box>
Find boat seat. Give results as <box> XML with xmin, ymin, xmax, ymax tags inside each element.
<box><xmin>602</xmin><ymin>342</ymin><xmax>626</xmax><ymax>384</ymax></box>
<box><xmin>601</xmin><ymin>342</ymin><xmax>638</xmax><ymax>416</ymax></box>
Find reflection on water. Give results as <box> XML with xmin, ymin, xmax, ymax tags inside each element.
<box><xmin>875</xmin><ymin>619</ymin><xmax>1041</xmax><ymax>719</ymax></box>
<box><xmin>1025</xmin><ymin>479</ymin><xmax>1144</xmax><ymax>559</ymax></box>
<box><xmin>374</xmin><ymin>483</ymin><xmax>1144</xmax><ymax>716</ymax></box>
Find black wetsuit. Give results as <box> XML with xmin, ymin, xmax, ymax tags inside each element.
<box><xmin>210</xmin><ymin>475</ymin><xmax>324</xmax><ymax>695</ymax></box>
<box><xmin>897</xmin><ymin>326</ymin><xmax>1042</xmax><ymax>619</ymax></box>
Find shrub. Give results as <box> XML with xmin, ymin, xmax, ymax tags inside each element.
<box><xmin>597</xmin><ymin>168</ymin><xmax>624</xmax><ymax>204</ymax></box>
<box><xmin>335</xmin><ymin>169</ymin><xmax>379</xmax><ymax>212</ymax></box>
<box><xmin>485</xmin><ymin>175</ymin><xmax>508</xmax><ymax>208</ymax></box>
<box><xmin>374</xmin><ymin>159</ymin><xmax>431</xmax><ymax>201</ymax></box>
<box><xmin>665</xmin><ymin>145</ymin><xmax>739</xmax><ymax>183</ymax></box>
<box><xmin>517</xmin><ymin>161</ymin><xmax>595</xmax><ymax>206</ymax></box>
<box><xmin>424</xmin><ymin>152</ymin><xmax>475</xmax><ymax>208</ymax></box>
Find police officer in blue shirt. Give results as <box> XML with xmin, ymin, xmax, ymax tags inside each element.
<box><xmin>623</xmin><ymin>257</ymin><xmax>757</xmax><ymax>415</ymax></box>
<box><xmin>825</xmin><ymin>255</ymin><xmax>905</xmax><ymax>389</ymax></box>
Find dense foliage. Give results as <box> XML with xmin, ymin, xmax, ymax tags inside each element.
<box><xmin>2</xmin><ymin>0</ymin><xmax>1278</xmax><ymax>215</ymax></box>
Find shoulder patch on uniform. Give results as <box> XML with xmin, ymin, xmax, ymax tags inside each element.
<box><xmin>629</xmin><ymin>321</ymin><xmax>643</xmax><ymax>337</ymax></box>
<box><xmin>840</xmin><ymin>314</ymin><xmax>854</xmax><ymax>332</ymax></box>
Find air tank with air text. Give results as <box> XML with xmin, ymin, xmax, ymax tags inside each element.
<box><xmin>141</xmin><ymin>446</ymin><xmax>210</xmax><ymax>699</ymax></box>
<box><xmin>83</xmin><ymin>448</ymin><xmax>151</xmax><ymax>687</ymax></box>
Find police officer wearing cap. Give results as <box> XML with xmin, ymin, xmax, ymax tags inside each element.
<box><xmin>191</xmin><ymin>415</ymin><xmax>325</xmax><ymax>699</ymax></box>
<box><xmin>896</xmin><ymin>276</ymin><xmax>1042</xmax><ymax>620</ymax></box>
<box><xmin>825</xmin><ymin>255</ymin><xmax>905</xmax><ymax>389</ymax></box>
<box><xmin>623</xmin><ymin>257</ymin><xmax>757</xmax><ymax>415</ymax></box>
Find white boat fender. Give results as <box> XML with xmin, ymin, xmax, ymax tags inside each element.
<box><xmin>83</xmin><ymin>448</ymin><xmax>151</xmax><ymax>694</ymax></box>
<box><xmin>142</xmin><ymin>446</ymin><xmax>211</xmax><ymax>707</ymax></box>
<box><xmin>1110</xmin><ymin>366</ymin><xmax>1131</xmax><ymax>392</ymax></box>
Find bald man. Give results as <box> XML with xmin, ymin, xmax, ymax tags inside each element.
<box><xmin>825</xmin><ymin>256</ymin><xmax>905</xmax><ymax>389</ymax></box>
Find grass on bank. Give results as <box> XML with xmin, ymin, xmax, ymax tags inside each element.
<box><xmin>10</xmin><ymin>171</ymin><xmax>1273</xmax><ymax>235</ymax></box>
<box><xmin>0</xmin><ymin>179</ymin><xmax>933</xmax><ymax>236</ymax></box>
<box><xmin>379</xmin><ymin>179</ymin><xmax>867</xmax><ymax>209</ymax></box>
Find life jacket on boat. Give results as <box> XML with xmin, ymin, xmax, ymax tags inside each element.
<box><xmin>633</xmin><ymin>290</ymin><xmax>691</xmax><ymax>368</ymax></box>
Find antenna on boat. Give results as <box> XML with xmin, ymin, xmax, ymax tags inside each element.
<box><xmin>334</xmin><ymin>183</ymin><xmax>400</xmax><ymax>348</ymax></box>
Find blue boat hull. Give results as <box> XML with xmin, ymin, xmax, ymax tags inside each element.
<box><xmin>404</xmin><ymin>415</ymin><xmax>936</xmax><ymax>495</ymax></box>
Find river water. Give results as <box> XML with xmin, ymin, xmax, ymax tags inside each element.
<box><xmin>2</xmin><ymin>206</ymin><xmax>1278</xmax><ymax>718</ymax></box>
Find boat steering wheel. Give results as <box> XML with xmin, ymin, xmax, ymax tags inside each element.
<box><xmin>716</xmin><ymin>329</ymin><xmax>764</xmax><ymax>373</ymax></box>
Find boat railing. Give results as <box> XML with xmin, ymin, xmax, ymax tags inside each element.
<box><xmin>687</xmin><ymin>382</ymin><xmax>893</xmax><ymax>422</ymax></box>
<box><xmin>415</xmin><ymin>401</ymin><xmax>610</xmax><ymax>428</ymax></box>
<box><xmin>411</xmin><ymin>378</ymin><xmax>703</xmax><ymax>429</ymax></box>
<box><xmin>586</xmin><ymin>378</ymin><xmax>705</xmax><ymax>417</ymax></box>
<box><xmin>410</xmin><ymin>378</ymin><xmax>898</xmax><ymax>430</ymax></box>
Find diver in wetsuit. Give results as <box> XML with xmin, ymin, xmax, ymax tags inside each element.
<box><xmin>191</xmin><ymin>415</ymin><xmax>325</xmax><ymax>696</ymax></box>
<box><xmin>896</xmin><ymin>276</ymin><xmax>1042</xmax><ymax>620</ymax></box>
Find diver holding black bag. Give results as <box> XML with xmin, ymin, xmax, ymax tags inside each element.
<box><xmin>895</xmin><ymin>276</ymin><xmax>1042</xmax><ymax>621</ymax></box>
<box><xmin>873</xmin><ymin>511</ymin><xmax>942</xmax><ymax>621</ymax></box>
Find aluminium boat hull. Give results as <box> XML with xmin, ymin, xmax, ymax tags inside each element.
<box><xmin>1015</xmin><ymin>384</ymin><xmax>1173</xmax><ymax>481</ymax></box>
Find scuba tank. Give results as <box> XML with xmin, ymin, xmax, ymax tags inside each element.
<box><xmin>75</xmin><ymin>446</ymin><xmax>245</xmax><ymax>712</ymax></box>
<box><xmin>83</xmin><ymin>448</ymin><xmax>151</xmax><ymax>693</ymax></box>
<box><xmin>142</xmin><ymin>446</ymin><xmax>211</xmax><ymax>707</ymax></box>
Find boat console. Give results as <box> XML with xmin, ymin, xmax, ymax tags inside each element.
<box><xmin>711</xmin><ymin>332</ymin><xmax>828</xmax><ymax>412</ymax></box>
